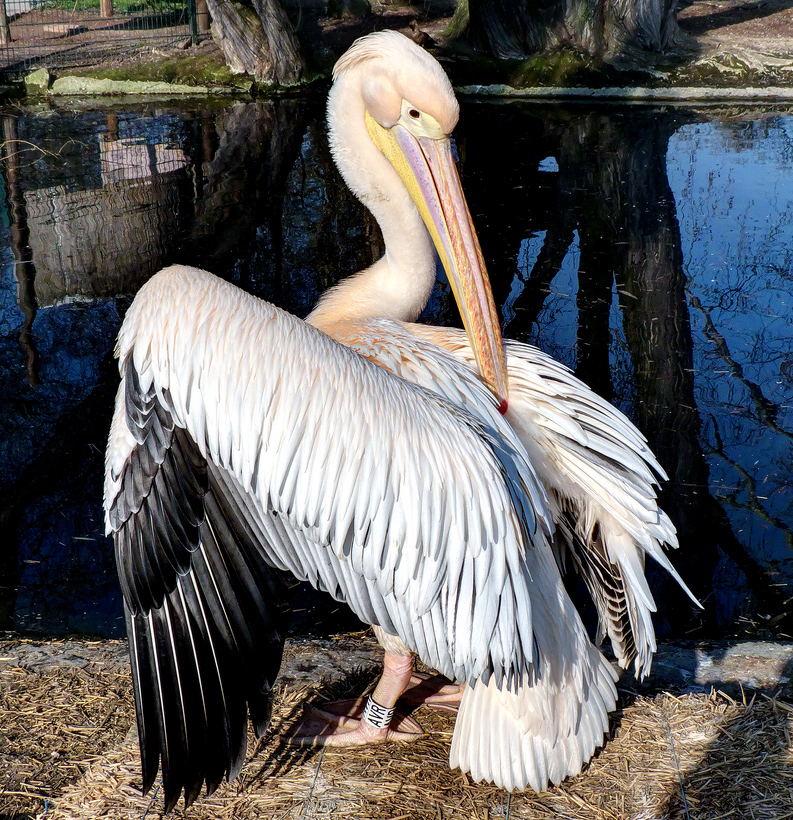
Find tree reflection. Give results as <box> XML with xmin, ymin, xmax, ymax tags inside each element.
<box><xmin>177</xmin><ymin>101</ymin><xmax>382</xmax><ymax>318</ymax></box>
<box><xmin>2</xmin><ymin>116</ymin><xmax>39</xmax><ymax>388</ymax></box>
<box><xmin>183</xmin><ymin>101</ymin><xmax>308</xmax><ymax>286</ymax></box>
<box><xmin>458</xmin><ymin>102</ymin><xmax>790</xmax><ymax>637</ymax></box>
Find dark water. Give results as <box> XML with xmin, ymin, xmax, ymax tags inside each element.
<box><xmin>0</xmin><ymin>98</ymin><xmax>790</xmax><ymax>642</ymax></box>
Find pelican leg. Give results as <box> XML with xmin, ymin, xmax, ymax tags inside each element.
<box><xmin>292</xmin><ymin>652</ymin><xmax>424</xmax><ymax>746</ymax></box>
<box><xmin>376</xmin><ymin>626</ymin><xmax>463</xmax><ymax>711</ymax></box>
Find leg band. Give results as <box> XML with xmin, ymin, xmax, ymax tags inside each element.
<box><xmin>361</xmin><ymin>696</ymin><xmax>395</xmax><ymax>730</ymax></box>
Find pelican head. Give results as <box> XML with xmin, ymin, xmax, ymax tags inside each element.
<box><xmin>328</xmin><ymin>31</ymin><xmax>509</xmax><ymax>411</ymax></box>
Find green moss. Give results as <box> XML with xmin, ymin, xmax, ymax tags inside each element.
<box><xmin>58</xmin><ymin>49</ymin><xmax>331</xmax><ymax>95</ymax></box>
<box><xmin>444</xmin><ymin>0</ymin><xmax>469</xmax><ymax>39</ymax></box>
<box><xmin>509</xmin><ymin>45</ymin><xmax>650</xmax><ymax>88</ymax></box>
<box><xmin>64</xmin><ymin>50</ymin><xmax>247</xmax><ymax>88</ymax></box>
<box><xmin>573</xmin><ymin>0</ymin><xmax>598</xmax><ymax>33</ymax></box>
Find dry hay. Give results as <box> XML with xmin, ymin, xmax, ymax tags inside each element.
<box><xmin>2</xmin><ymin>637</ymin><xmax>792</xmax><ymax>820</ymax></box>
<box><xmin>0</xmin><ymin>639</ymin><xmax>133</xmax><ymax>819</ymax></box>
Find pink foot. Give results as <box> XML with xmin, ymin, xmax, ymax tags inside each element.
<box><xmin>290</xmin><ymin>652</ymin><xmax>433</xmax><ymax>747</ymax></box>
<box><xmin>291</xmin><ymin>698</ymin><xmax>423</xmax><ymax>746</ymax></box>
<box><xmin>403</xmin><ymin>673</ymin><xmax>464</xmax><ymax>712</ymax></box>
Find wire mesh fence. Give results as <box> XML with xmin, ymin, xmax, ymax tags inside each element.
<box><xmin>0</xmin><ymin>0</ymin><xmax>206</xmax><ymax>78</ymax></box>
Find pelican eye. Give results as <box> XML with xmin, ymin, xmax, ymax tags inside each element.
<box><xmin>399</xmin><ymin>100</ymin><xmax>445</xmax><ymax>138</ymax></box>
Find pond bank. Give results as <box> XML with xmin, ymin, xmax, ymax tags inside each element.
<box><xmin>5</xmin><ymin>0</ymin><xmax>793</xmax><ymax>101</ymax></box>
<box><xmin>458</xmin><ymin>84</ymin><xmax>793</xmax><ymax>101</ymax></box>
<box><xmin>1</xmin><ymin>635</ymin><xmax>791</xmax><ymax>819</ymax></box>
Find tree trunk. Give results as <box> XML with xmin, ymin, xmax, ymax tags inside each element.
<box><xmin>204</xmin><ymin>0</ymin><xmax>305</xmax><ymax>84</ymax></box>
<box><xmin>186</xmin><ymin>101</ymin><xmax>308</xmax><ymax>273</ymax></box>
<box><xmin>196</xmin><ymin>0</ymin><xmax>210</xmax><ymax>32</ymax></box>
<box><xmin>0</xmin><ymin>0</ymin><xmax>11</xmax><ymax>46</ymax></box>
<box><xmin>466</xmin><ymin>0</ymin><xmax>683</xmax><ymax>62</ymax></box>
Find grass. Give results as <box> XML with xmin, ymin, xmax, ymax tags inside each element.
<box><xmin>31</xmin><ymin>0</ymin><xmax>184</xmax><ymax>15</ymax></box>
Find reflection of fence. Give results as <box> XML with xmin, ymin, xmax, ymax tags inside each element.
<box><xmin>22</xmin><ymin>129</ymin><xmax>191</xmax><ymax>302</ymax></box>
<box><xmin>99</xmin><ymin>132</ymin><xmax>188</xmax><ymax>184</ymax></box>
<box><xmin>0</xmin><ymin>0</ymin><xmax>209</xmax><ymax>78</ymax></box>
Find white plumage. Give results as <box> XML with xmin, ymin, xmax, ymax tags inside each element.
<box><xmin>104</xmin><ymin>30</ymin><xmax>694</xmax><ymax>813</ymax></box>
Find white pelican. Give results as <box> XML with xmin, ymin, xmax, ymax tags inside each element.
<box><xmin>104</xmin><ymin>30</ymin><xmax>695</xmax><ymax>812</ymax></box>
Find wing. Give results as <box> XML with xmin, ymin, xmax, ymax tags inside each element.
<box><xmin>105</xmin><ymin>364</ymin><xmax>296</xmax><ymax>812</ymax></box>
<box><xmin>408</xmin><ymin>324</ymin><xmax>698</xmax><ymax>678</ymax></box>
<box><xmin>106</xmin><ymin>266</ymin><xmax>566</xmax><ymax>805</ymax></box>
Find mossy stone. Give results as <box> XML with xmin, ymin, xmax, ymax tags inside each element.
<box><xmin>24</xmin><ymin>67</ymin><xmax>51</xmax><ymax>94</ymax></box>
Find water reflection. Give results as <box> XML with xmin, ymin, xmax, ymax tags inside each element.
<box><xmin>0</xmin><ymin>98</ymin><xmax>790</xmax><ymax>641</ymax></box>
<box><xmin>669</xmin><ymin>118</ymin><xmax>793</xmax><ymax>629</ymax></box>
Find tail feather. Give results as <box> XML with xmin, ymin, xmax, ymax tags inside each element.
<box><xmin>450</xmin><ymin>643</ymin><xmax>617</xmax><ymax>792</ymax></box>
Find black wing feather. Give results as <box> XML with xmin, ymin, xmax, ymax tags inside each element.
<box><xmin>110</xmin><ymin>362</ymin><xmax>295</xmax><ymax>811</ymax></box>
<box><xmin>554</xmin><ymin>503</ymin><xmax>638</xmax><ymax>670</ymax></box>
<box><xmin>125</xmin><ymin>605</ymin><xmax>160</xmax><ymax>795</ymax></box>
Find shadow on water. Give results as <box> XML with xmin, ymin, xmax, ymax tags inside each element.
<box><xmin>0</xmin><ymin>97</ymin><xmax>791</xmax><ymax>643</ymax></box>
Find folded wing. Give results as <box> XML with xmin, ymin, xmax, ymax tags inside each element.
<box><xmin>408</xmin><ymin>324</ymin><xmax>698</xmax><ymax>678</ymax></box>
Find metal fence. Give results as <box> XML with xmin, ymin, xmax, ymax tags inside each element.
<box><xmin>0</xmin><ymin>0</ymin><xmax>207</xmax><ymax>77</ymax></box>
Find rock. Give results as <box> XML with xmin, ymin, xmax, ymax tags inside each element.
<box><xmin>0</xmin><ymin>640</ymin><xmax>130</xmax><ymax>674</ymax></box>
<box><xmin>644</xmin><ymin>642</ymin><xmax>793</xmax><ymax>695</ymax></box>
<box><xmin>48</xmin><ymin>76</ymin><xmax>231</xmax><ymax>96</ymax></box>
<box><xmin>24</xmin><ymin>67</ymin><xmax>50</xmax><ymax>94</ymax></box>
<box><xmin>456</xmin><ymin>84</ymin><xmax>793</xmax><ymax>99</ymax></box>
<box><xmin>20</xmin><ymin>649</ymin><xmax>91</xmax><ymax>672</ymax></box>
<box><xmin>2</xmin><ymin>637</ymin><xmax>790</xmax><ymax>698</ymax></box>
